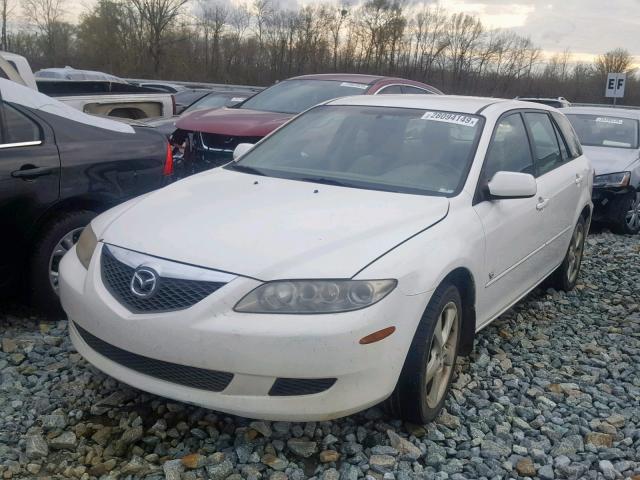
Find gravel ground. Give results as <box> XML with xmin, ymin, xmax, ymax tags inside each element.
<box><xmin>1</xmin><ymin>231</ymin><xmax>639</xmax><ymax>480</ymax></box>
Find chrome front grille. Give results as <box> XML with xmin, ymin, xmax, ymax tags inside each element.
<box><xmin>100</xmin><ymin>244</ymin><xmax>234</xmax><ymax>313</ymax></box>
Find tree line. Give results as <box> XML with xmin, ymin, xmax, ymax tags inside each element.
<box><xmin>5</xmin><ymin>0</ymin><xmax>639</xmax><ymax>104</ymax></box>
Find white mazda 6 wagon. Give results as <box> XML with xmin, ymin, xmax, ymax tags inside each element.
<box><xmin>60</xmin><ymin>95</ymin><xmax>593</xmax><ymax>422</ymax></box>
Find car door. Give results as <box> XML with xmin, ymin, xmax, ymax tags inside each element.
<box><xmin>473</xmin><ymin>112</ymin><xmax>549</xmax><ymax>326</ymax></box>
<box><xmin>0</xmin><ymin>99</ymin><xmax>60</xmax><ymax>281</ymax></box>
<box><xmin>523</xmin><ymin>111</ymin><xmax>581</xmax><ymax>268</ymax></box>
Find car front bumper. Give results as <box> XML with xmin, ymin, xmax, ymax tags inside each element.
<box><xmin>591</xmin><ymin>186</ymin><xmax>634</xmax><ymax>222</ymax></box>
<box><xmin>60</xmin><ymin>243</ymin><xmax>431</xmax><ymax>421</ymax></box>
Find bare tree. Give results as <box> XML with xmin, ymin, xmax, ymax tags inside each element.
<box><xmin>1</xmin><ymin>0</ymin><xmax>16</xmax><ymax>50</ymax></box>
<box><xmin>11</xmin><ymin>0</ymin><xmax>640</xmax><ymax>105</ymax></box>
<box><xmin>595</xmin><ymin>48</ymin><xmax>635</xmax><ymax>75</ymax></box>
<box><xmin>199</xmin><ymin>0</ymin><xmax>228</xmax><ymax>75</ymax></box>
<box><xmin>21</xmin><ymin>0</ymin><xmax>67</xmax><ymax>61</ymax></box>
<box><xmin>127</xmin><ymin>0</ymin><xmax>188</xmax><ymax>75</ymax></box>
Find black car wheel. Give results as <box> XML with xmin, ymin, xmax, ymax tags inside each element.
<box><xmin>386</xmin><ymin>282</ymin><xmax>461</xmax><ymax>423</ymax></box>
<box><xmin>611</xmin><ymin>191</ymin><xmax>640</xmax><ymax>235</ymax></box>
<box><xmin>30</xmin><ymin>210</ymin><xmax>96</xmax><ymax>316</ymax></box>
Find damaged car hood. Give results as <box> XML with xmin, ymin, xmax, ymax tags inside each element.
<box><xmin>100</xmin><ymin>168</ymin><xmax>449</xmax><ymax>280</ymax></box>
<box><xmin>583</xmin><ymin>146</ymin><xmax>640</xmax><ymax>175</ymax></box>
<box><xmin>175</xmin><ymin>107</ymin><xmax>292</xmax><ymax>137</ymax></box>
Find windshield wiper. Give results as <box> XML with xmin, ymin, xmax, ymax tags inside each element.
<box><xmin>226</xmin><ymin>164</ymin><xmax>267</xmax><ymax>176</ymax></box>
<box><xmin>295</xmin><ymin>176</ymin><xmax>353</xmax><ymax>187</ymax></box>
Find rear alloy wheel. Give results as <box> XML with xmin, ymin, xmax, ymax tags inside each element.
<box><xmin>550</xmin><ymin>216</ymin><xmax>586</xmax><ymax>291</ymax></box>
<box><xmin>386</xmin><ymin>283</ymin><xmax>462</xmax><ymax>423</ymax></box>
<box><xmin>30</xmin><ymin>210</ymin><xmax>96</xmax><ymax>316</ymax></box>
<box><xmin>48</xmin><ymin>227</ymin><xmax>85</xmax><ymax>293</ymax></box>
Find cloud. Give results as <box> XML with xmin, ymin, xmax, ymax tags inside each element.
<box><xmin>440</xmin><ymin>0</ymin><xmax>640</xmax><ymax>59</ymax></box>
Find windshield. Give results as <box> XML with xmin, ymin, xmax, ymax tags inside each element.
<box><xmin>239</xmin><ymin>79</ymin><xmax>369</xmax><ymax>114</ymax></box>
<box><xmin>227</xmin><ymin>105</ymin><xmax>483</xmax><ymax>196</ymax></box>
<box><xmin>184</xmin><ymin>93</ymin><xmax>237</xmax><ymax>114</ymax></box>
<box><xmin>565</xmin><ymin>113</ymin><xmax>639</xmax><ymax>149</ymax></box>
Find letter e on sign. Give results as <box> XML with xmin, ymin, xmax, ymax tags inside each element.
<box><xmin>606</xmin><ymin>73</ymin><xmax>626</xmax><ymax>98</ymax></box>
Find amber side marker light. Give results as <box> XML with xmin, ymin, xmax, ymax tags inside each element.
<box><xmin>359</xmin><ymin>326</ymin><xmax>396</xmax><ymax>345</ymax></box>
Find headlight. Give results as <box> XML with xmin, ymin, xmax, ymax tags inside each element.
<box><xmin>76</xmin><ymin>224</ymin><xmax>98</xmax><ymax>270</ymax></box>
<box><xmin>234</xmin><ymin>279</ymin><xmax>397</xmax><ymax>314</ymax></box>
<box><xmin>593</xmin><ymin>172</ymin><xmax>631</xmax><ymax>188</ymax></box>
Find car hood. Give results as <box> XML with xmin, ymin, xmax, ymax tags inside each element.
<box><xmin>175</xmin><ymin>107</ymin><xmax>292</xmax><ymax>137</ymax></box>
<box><xmin>101</xmin><ymin>168</ymin><xmax>449</xmax><ymax>279</ymax></box>
<box><xmin>582</xmin><ymin>146</ymin><xmax>639</xmax><ymax>175</ymax></box>
<box><xmin>139</xmin><ymin>116</ymin><xmax>178</xmax><ymax>137</ymax></box>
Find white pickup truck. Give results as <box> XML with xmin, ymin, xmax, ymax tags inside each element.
<box><xmin>1</xmin><ymin>52</ymin><xmax>174</xmax><ymax>119</ymax></box>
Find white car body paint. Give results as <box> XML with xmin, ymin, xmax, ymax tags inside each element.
<box><xmin>0</xmin><ymin>78</ymin><xmax>135</xmax><ymax>134</ymax></box>
<box><xmin>60</xmin><ymin>95</ymin><xmax>593</xmax><ymax>420</ymax></box>
<box><xmin>561</xmin><ymin>106</ymin><xmax>640</xmax><ymax>187</ymax></box>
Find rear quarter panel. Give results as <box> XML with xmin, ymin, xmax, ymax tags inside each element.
<box><xmin>35</xmin><ymin>110</ymin><xmax>168</xmax><ymax>205</ymax></box>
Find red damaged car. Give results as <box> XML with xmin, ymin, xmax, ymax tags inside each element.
<box><xmin>171</xmin><ymin>73</ymin><xmax>442</xmax><ymax>176</ymax></box>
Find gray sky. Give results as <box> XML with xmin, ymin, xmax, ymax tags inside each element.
<box><xmin>66</xmin><ymin>0</ymin><xmax>640</xmax><ymax>64</ymax></box>
<box><xmin>434</xmin><ymin>0</ymin><xmax>640</xmax><ymax>62</ymax></box>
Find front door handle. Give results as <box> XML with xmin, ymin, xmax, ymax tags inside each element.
<box><xmin>11</xmin><ymin>165</ymin><xmax>57</xmax><ymax>179</ymax></box>
<box><xmin>536</xmin><ymin>197</ymin><xmax>549</xmax><ymax>211</ymax></box>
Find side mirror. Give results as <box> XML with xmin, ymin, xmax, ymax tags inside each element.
<box><xmin>488</xmin><ymin>171</ymin><xmax>537</xmax><ymax>199</ymax></box>
<box><xmin>233</xmin><ymin>143</ymin><xmax>254</xmax><ymax>161</ymax></box>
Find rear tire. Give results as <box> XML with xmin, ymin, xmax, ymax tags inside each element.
<box><xmin>386</xmin><ymin>283</ymin><xmax>461</xmax><ymax>423</ymax></box>
<box><xmin>30</xmin><ymin>210</ymin><xmax>96</xmax><ymax>316</ymax></box>
<box><xmin>550</xmin><ymin>215</ymin><xmax>586</xmax><ymax>291</ymax></box>
<box><xmin>611</xmin><ymin>191</ymin><xmax>640</xmax><ymax>235</ymax></box>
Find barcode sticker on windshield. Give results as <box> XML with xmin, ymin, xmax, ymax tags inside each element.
<box><xmin>421</xmin><ymin>111</ymin><xmax>478</xmax><ymax>127</ymax></box>
<box><xmin>230</xmin><ymin>97</ymin><xmax>246</xmax><ymax>102</ymax></box>
<box><xmin>595</xmin><ymin>117</ymin><xmax>624</xmax><ymax>125</ymax></box>
<box><xmin>340</xmin><ymin>82</ymin><xmax>368</xmax><ymax>89</ymax></box>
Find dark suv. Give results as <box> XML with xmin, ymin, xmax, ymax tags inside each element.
<box><xmin>0</xmin><ymin>79</ymin><xmax>173</xmax><ymax>314</ymax></box>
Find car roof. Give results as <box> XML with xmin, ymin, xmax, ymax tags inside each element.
<box><xmin>288</xmin><ymin>73</ymin><xmax>387</xmax><ymax>85</ymax></box>
<box><xmin>560</xmin><ymin>106</ymin><xmax>640</xmax><ymax>119</ymax></box>
<box><xmin>518</xmin><ymin>97</ymin><xmax>568</xmax><ymax>101</ymax></box>
<box><xmin>326</xmin><ymin>95</ymin><xmax>555</xmax><ymax>115</ymax></box>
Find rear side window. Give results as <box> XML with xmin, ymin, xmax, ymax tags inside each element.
<box><xmin>402</xmin><ymin>86</ymin><xmax>430</xmax><ymax>94</ymax></box>
<box><xmin>525</xmin><ymin>112</ymin><xmax>563</xmax><ymax>176</ymax></box>
<box><xmin>1</xmin><ymin>103</ymin><xmax>41</xmax><ymax>144</ymax></box>
<box><xmin>484</xmin><ymin>113</ymin><xmax>534</xmax><ymax>180</ymax></box>
<box><xmin>552</xmin><ymin>121</ymin><xmax>569</xmax><ymax>161</ymax></box>
<box><xmin>552</xmin><ymin>112</ymin><xmax>582</xmax><ymax>158</ymax></box>
<box><xmin>377</xmin><ymin>85</ymin><xmax>403</xmax><ymax>94</ymax></box>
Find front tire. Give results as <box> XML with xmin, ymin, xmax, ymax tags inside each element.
<box><xmin>30</xmin><ymin>210</ymin><xmax>96</xmax><ymax>316</ymax></box>
<box><xmin>550</xmin><ymin>215</ymin><xmax>586</xmax><ymax>291</ymax></box>
<box><xmin>611</xmin><ymin>191</ymin><xmax>640</xmax><ymax>235</ymax></box>
<box><xmin>386</xmin><ymin>283</ymin><xmax>461</xmax><ymax>423</ymax></box>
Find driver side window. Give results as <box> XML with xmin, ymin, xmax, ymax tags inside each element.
<box><xmin>484</xmin><ymin>113</ymin><xmax>534</xmax><ymax>181</ymax></box>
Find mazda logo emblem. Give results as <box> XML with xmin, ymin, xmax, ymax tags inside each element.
<box><xmin>130</xmin><ymin>267</ymin><xmax>159</xmax><ymax>298</ymax></box>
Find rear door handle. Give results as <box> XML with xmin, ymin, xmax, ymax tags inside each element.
<box><xmin>575</xmin><ymin>174</ymin><xmax>583</xmax><ymax>185</ymax></box>
<box><xmin>536</xmin><ymin>197</ymin><xmax>549</xmax><ymax>211</ymax></box>
<box><xmin>11</xmin><ymin>166</ymin><xmax>57</xmax><ymax>179</ymax></box>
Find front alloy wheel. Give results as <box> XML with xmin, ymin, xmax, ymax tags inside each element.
<box><xmin>386</xmin><ymin>283</ymin><xmax>462</xmax><ymax>423</ymax></box>
<box><xmin>425</xmin><ymin>302</ymin><xmax>459</xmax><ymax>408</ymax></box>
<box><xmin>624</xmin><ymin>191</ymin><xmax>640</xmax><ymax>234</ymax></box>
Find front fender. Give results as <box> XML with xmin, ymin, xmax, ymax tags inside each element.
<box><xmin>354</xmin><ymin>207</ymin><xmax>484</xmax><ymax>297</ymax></box>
